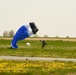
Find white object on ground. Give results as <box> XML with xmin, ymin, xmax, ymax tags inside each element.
<box><xmin>26</xmin><ymin>43</ymin><xmax>30</xmax><ymax>46</ymax></box>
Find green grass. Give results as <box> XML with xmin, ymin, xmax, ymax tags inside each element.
<box><xmin>0</xmin><ymin>39</ymin><xmax>76</xmax><ymax>58</ymax></box>
<box><xmin>0</xmin><ymin>39</ymin><xmax>76</xmax><ymax>75</ymax></box>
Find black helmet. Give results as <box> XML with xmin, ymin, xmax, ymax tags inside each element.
<box><xmin>29</xmin><ymin>22</ymin><xmax>39</xmax><ymax>34</ymax></box>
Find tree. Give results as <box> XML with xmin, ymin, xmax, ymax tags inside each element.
<box><xmin>55</xmin><ymin>35</ymin><xmax>59</xmax><ymax>38</ymax></box>
<box><xmin>43</xmin><ymin>35</ymin><xmax>49</xmax><ymax>37</ymax></box>
<box><xmin>33</xmin><ymin>34</ymin><xmax>39</xmax><ymax>37</ymax></box>
<box><xmin>3</xmin><ymin>31</ymin><xmax>9</xmax><ymax>37</ymax></box>
<box><xmin>66</xmin><ymin>36</ymin><xmax>69</xmax><ymax>38</ymax></box>
<box><xmin>9</xmin><ymin>30</ymin><xmax>14</xmax><ymax>37</ymax></box>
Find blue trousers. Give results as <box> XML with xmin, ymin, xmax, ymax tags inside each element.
<box><xmin>11</xmin><ymin>26</ymin><xmax>29</xmax><ymax>48</ymax></box>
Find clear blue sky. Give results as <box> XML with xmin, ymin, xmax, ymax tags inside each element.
<box><xmin>0</xmin><ymin>0</ymin><xmax>76</xmax><ymax>37</ymax></box>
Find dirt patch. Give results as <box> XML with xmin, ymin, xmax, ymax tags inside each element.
<box><xmin>1</xmin><ymin>37</ymin><xmax>76</xmax><ymax>42</ymax></box>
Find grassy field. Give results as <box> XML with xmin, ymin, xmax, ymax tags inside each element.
<box><xmin>0</xmin><ymin>38</ymin><xmax>76</xmax><ymax>75</ymax></box>
<box><xmin>0</xmin><ymin>39</ymin><xmax>76</xmax><ymax>58</ymax></box>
